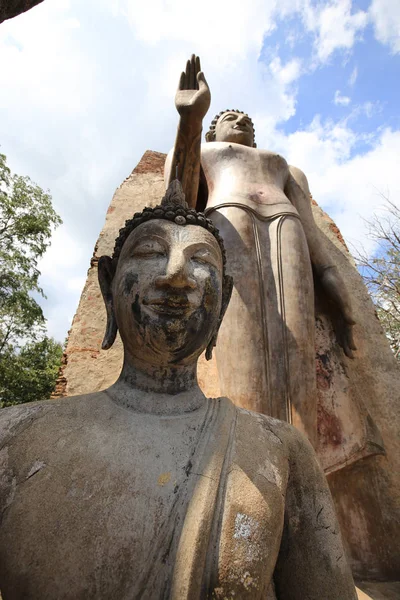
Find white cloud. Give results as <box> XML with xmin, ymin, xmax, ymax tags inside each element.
<box><xmin>1</xmin><ymin>0</ymin><xmax>304</xmax><ymax>343</ymax></box>
<box><xmin>302</xmin><ymin>0</ymin><xmax>368</xmax><ymax>63</ymax></box>
<box><xmin>0</xmin><ymin>0</ymin><xmax>398</xmax><ymax>346</ymax></box>
<box><xmin>113</xmin><ymin>0</ymin><xmax>275</xmax><ymax>60</ymax></box>
<box><xmin>370</xmin><ymin>0</ymin><xmax>400</xmax><ymax>54</ymax></box>
<box><xmin>269</xmin><ymin>56</ymin><xmax>303</xmax><ymax>85</ymax></box>
<box><xmin>278</xmin><ymin>122</ymin><xmax>400</xmax><ymax>254</ymax></box>
<box><xmin>334</xmin><ymin>90</ymin><xmax>351</xmax><ymax>106</ymax></box>
<box><xmin>39</xmin><ymin>228</ymin><xmax>85</xmax><ymax>277</ymax></box>
<box><xmin>107</xmin><ymin>0</ymin><xmax>303</xmax><ymax>130</ymax></box>
<box><xmin>348</xmin><ymin>65</ymin><xmax>358</xmax><ymax>86</ymax></box>
<box><xmin>0</xmin><ymin>5</ymin><xmax>94</xmax><ymax>115</ymax></box>
<box><xmin>37</xmin><ymin>226</ymin><xmax>89</xmax><ymax>342</ymax></box>
<box><xmin>275</xmin><ymin>115</ymin><xmax>358</xmax><ymax>170</ymax></box>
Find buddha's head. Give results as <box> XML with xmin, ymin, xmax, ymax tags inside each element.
<box><xmin>98</xmin><ymin>181</ymin><xmax>233</xmax><ymax>368</ymax></box>
<box><xmin>205</xmin><ymin>110</ymin><xmax>256</xmax><ymax>148</ymax></box>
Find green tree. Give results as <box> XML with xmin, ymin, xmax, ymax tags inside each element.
<box><xmin>0</xmin><ymin>338</ymin><xmax>63</xmax><ymax>407</ymax></box>
<box><xmin>0</xmin><ymin>152</ymin><xmax>63</xmax><ymax>405</ymax></box>
<box><xmin>356</xmin><ymin>198</ymin><xmax>400</xmax><ymax>360</ymax></box>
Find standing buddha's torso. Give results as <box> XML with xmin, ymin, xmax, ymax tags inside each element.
<box><xmin>201</xmin><ymin>142</ymin><xmax>292</xmax><ymax>215</ymax></box>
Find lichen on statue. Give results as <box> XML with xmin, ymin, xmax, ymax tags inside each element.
<box><xmin>0</xmin><ymin>180</ymin><xmax>356</xmax><ymax>599</ymax></box>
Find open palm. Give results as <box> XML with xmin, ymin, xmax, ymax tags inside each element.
<box><xmin>175</xmin><ymin>55</ymin><xmax>211</xmax><ymax>120</ymax></box>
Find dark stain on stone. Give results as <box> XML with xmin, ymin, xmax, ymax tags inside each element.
<box><xmin>131</xmin><ymin>294</ymin><xmax>142</xmax><ymax>323</ymax></box>
<box><xmin>316</xmin><ymin>352</ymin><xmax>333</xmax><ymax>390</ymax></box>
<box><xmin>161</xmin><ymin>533</ymin><xmax>174</xmax><ymax>564</ymax></box>
<box><xmin>317</xmin><ymin>403</ymin><xmax>343</xmax><ymax>447</ymax></box>
<box><xmin>124</xmin><ymin>272</ymin><xmax>138</xmax><ymax>295</ymax></box>
<box><xmin>185</xmin><ymin>460</ymin><xmax>192</xmax><ymax>477</ymax></box>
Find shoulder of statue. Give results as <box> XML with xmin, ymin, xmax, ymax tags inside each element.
<box><xmin>0</xmin><ymin>401</ymin><xmax>50</xmax><ymax>449</ymax></box>
<box><xmin>226</xmin><ymin>401</ymin><xmax>290</xmax><ymax>448</ymax></box>
<box><xmin>0</xmin><ymin>392</ymin><xmax>107</xmax><ymax>449</ymax></box>
<box><xmin>200</xmin><ymin>141</ymin><xmax>215</xmax><ymax>154</ymax></box>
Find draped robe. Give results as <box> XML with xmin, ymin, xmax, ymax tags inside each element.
<box><xmin>0</xmin><ymin>393</ymin><xmax>356</xmax><ymax>599</ymax></box>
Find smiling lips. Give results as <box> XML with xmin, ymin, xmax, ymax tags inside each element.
<box><xmin>233</xmin><ymin>124</ymin><xmax>250</xmax><ymax>132</ymax></box>
<box><xmin>144</xmin><ymin>297</ymin><xmax>195</xmax><ymax>316</ymax></box>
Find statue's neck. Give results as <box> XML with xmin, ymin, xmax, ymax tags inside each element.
<box><xmin>106</xmin><ymin>355</ymin><xmax>206</xmax><ymax>416</ymax></box>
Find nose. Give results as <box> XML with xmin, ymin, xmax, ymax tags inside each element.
<box><xmin>155</xmin><ymin>248</ymin><xmax>197</xmax><ymax>290</ymax></box>
<box><xmin>236</xmin><ymin>114</ymin><xmax>247</xmax><ymax>125</ymax></box>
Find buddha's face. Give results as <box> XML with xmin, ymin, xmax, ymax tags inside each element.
<box><xmin>112</xmin><ymin>220</ymin><xmax>223</xmax><ymax>365</ymax></box>
<box><xmin>214</xmin><ymin>111</ymin><xmax>254</xmax><ymax>147</ymax></box>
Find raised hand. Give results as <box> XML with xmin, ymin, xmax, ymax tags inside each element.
<box><xmin>175</xmin><ymin>55</ymin><xmax>211</xmax><ymax>121</ymax></box>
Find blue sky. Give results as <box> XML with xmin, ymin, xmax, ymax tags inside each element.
<box><xmin>1</xmin><ymin>0</ymin><xmax>399</xmax><ymax>342</ymax></box>
<box><xmin>269</xmin><ymin>14</ymin><xmax>400</xmax><ymax>139</ymax></box>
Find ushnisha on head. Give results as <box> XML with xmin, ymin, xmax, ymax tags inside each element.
<box><xmin>205</xmin><ymin>110</ymin><xmax>256</xmax><ymax>148</ymax></box>
<box><xmin>98</xmin><ymin>180</ymin><xmax>233</xmax><ymax>367</ymax></box>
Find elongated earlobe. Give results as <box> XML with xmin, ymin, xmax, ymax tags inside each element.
<box><xmin>206</xmin><ymin>274</ymin><xmax>233</xmax><ymax>360</ymax></box>
<box><xmin>98</xmin><ymin>256</ymin><xmax>118</xmax><ymax>350</ymax></box>
<box><xmin>205</xmin><ymin>130</ymin><xmax>215</xmax><ymax>143</ymax></box>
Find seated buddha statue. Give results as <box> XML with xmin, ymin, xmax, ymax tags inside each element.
<box><xmin>0</xmin><ymin>182</ymin><xmax>356</xmax><ymax>599</ymax></box>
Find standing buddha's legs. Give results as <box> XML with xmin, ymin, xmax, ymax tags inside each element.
<box><xmin>208</xmin><ymin>205</ymin><xmax>317</xmax><ymax>447</ymax></box>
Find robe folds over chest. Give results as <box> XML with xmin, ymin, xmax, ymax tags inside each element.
<box><xmin>0</xmin><ymin>394</ymin><xmax>286</xmax><ymax>599</ymax></box>
<box><xmin>0</xmin><ymin>394</ymin><xmax>356</xmax><ymax>599</ymax></box>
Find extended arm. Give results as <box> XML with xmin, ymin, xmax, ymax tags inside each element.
<box><xmin>274</xmin><ymin>429</ymin><xmax>357</xmax><ymax>599</ymax></box>
<box><xmin>166</xmin><ymin>55</ymin><xmax>210</xmax><ymax>209</ymax></box>
<box><xmin>285</xmin><ymin>166</ymin><xmax>356</xmax><ymax>358</ymax></box>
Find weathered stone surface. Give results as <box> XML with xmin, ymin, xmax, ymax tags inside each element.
<box><xmin>58</xmin><ymin>150</ymin><xmax>399</xmax><ymax>582</ymax></box>
<box><xmin>312</xmin><ymin>201</ymin><xmax>400</xmax><ymax>581</ymax></box>
<box><xmin>163</xmin><ymin>51</ymin><xmax>398</xmax><ymax>583</ymax></box>
<box><xmin>0</xmin><ymin>0</ymin><xmax>44</xmax><ymax>23</ymax></box>
<box><xmin>356</xmin><ymin>581</ymin><xmax>400</xmax><ymax>600</ymax></box>
<box><xmin>0</xmin><ymin>395</ymin><xmax>356</xmax><ymax>599</ymax></box>
<box><xmin>0</xmin><ymin>195</ymin><xmax>356</xmax><ymax>598</ymax></box>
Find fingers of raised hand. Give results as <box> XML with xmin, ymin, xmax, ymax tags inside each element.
<box><xmin>178</xmin><ymin>71</ymin><xmax>186</xmax><ymax>91</ymax></box>
<box><xmin>197</xmin><ymin>70</ymin><xmax>209</xmax><ymax>93</ymax></box>
<box><xmin>185</xmin><ymin>59</ymin><xmax>191</xmax><ymax>89</ymax></box>
<box><xmin>179</xmin><ymin>55</ymin><xmax>201</xmax><ymax>90</ymax></box>
<box><xmin>191</xmin><ymin>54</ymin><xmax>197</xmax><ymax>90</ymax></box>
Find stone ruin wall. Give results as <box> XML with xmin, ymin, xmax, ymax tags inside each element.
<box><xmin>55</xmin><ymin>150</ymin><xmax>400</xmax><ymax>581</ymax></box>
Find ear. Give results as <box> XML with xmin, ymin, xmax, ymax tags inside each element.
<box><xmin>220</xmin><ymin>274</ymin><xmax>233</xmax><ymax>324</ymax></box>
<box><xmin>206</xmin><ymin>274</ymin><xmax>233</xmax><ymax>361</ymax></box>
<box><xmin>205</xmin><ymin>130</ymin><xmax>215</xmax><ymax>143</ymax></box>
<box><xmin>98</xmin><ymin>256</ymin><xmax>118</xmax><ymax>350</ymax></box>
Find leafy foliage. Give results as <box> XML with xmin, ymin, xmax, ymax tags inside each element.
<box><xmin>0</xmin><ymin>338</ymin><xmax>63</xmax><ymax>408</ymax></box>
<box><xmin>0</xmin><ymin>152</ymin><xmax>61</xmax><ymax>352</ymax></box>
<box><xmin>0</xmin><ymin>152</ymin><xmax>63</xmax><ymax>405</ymax></box>
<box><xmin>356</xmin><ymin>198</ymin><xmax>400</xmax><ymax>360</ymax></box>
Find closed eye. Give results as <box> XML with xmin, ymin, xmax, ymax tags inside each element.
<box><xmin>132</xmin><ymin>241</ymin><xmax>166</xmax><ymax>258</ymax></box>
<box><xmin>191</xmin><ymin>252</ymin><xmax>218</xmax><ymax>268</ymax></box>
